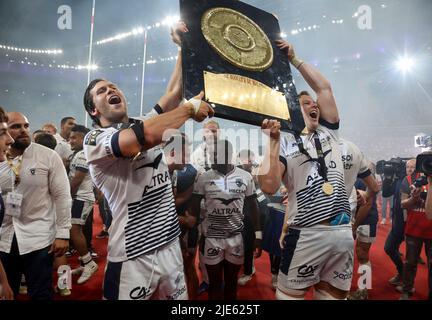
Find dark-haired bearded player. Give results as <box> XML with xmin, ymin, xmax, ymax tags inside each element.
<box><xmin>258</xmin><ymin>39</ymin><xmax>353</xmax><ymax>300</ymax></box>
<box><xmin>83</xmin><ymin>23</ymin><xmax>214</xmax><ymax>300</ymax></box>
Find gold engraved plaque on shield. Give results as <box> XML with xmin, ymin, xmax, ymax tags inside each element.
<box><xmin>201</xmin><ymin>7</ymin><xmax>274</xmax><ymax>72</ymax></box>
<box><xmin>204</xmin><ymin>71</ymin><xmax>290</xmax><ymax>120</ymax></box>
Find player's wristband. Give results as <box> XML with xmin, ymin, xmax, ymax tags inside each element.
<box><xmin>255</xmin><ymin>231</ymin><xmax>263</xmax><ymax>240</ymax></box>
<box><xmin>187</xmin><ymin>98</ymin><xmax>202</xmax><ymax>115</ymax></box>
<box><xmin>290</xmin><ymin>56</ymin><xmax>304</xmax><ymax>69</ymax></box>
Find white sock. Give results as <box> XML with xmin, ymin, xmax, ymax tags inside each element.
<box><xmin>81</xmin><ymin>252</ymin><xmax>92</xmax><ymax>265</ymax></box>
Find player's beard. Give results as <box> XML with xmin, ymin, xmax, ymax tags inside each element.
<box><xmin>212</xmin><ymin>164</ymin><xmax>233</xmax><ymax>175</ymax></box>
<box><xmin>11</xmin><ymin>139</ymin><xmax>30</xmax><ymax>151</ymax></box>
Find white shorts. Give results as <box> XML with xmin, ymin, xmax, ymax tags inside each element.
<box><xmin>71</xmin><ymin>199</ymin><xmax>93</xmax><ymax>225</ymax></box>
<box><xmin>103</xmin><ymin>239</ymin><xmax>188</xmax><ymax>300</ymax></box>
<box><xmin>201</xmin><ymin>234</ymin><xmax>244</xmax><ymax>266</ymax></box>
<box><xmin>356</xmin><ymin>224</ymin><xmax>377</xmax><ymax>244</ymax></box>
<box><xmin>278</xmin><ymin>224</ymin><xmax>354</xmax><ymax>293</ymax></box>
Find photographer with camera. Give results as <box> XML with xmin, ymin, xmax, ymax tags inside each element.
<box><xmin>398</xmin><ymin>154</ymin><xmax>432</xmax><ymax>300</ymax></box>
<box><xmin>427</xmin><ymin>176</ymin><xmax>432</xmax><ymax>219</ymax></box>
<box><xmin>422</xmin><ymin>152</ymin><xmax>432</xmax><ymax>220</ymax></box>
<box><xmin>418</xmin><ymin>152</ymin><xmax>432</xmax><ymax>300</ymax></box>
<box><xmin>384</xmin><ymin>159</ymin><xmax>415</xmax><ymax>287</ymax></box>
<box><xmin>427</xmin><ymin>175</ymin><xmax>432</xmax><ymax>300</ymax></box>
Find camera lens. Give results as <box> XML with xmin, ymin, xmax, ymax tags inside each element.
<box><xmin>422</xmin><ymin>158</ymin><xmax>432</xmax><ymax>175</ymax></box>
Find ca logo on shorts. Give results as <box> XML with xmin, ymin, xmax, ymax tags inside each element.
<box><xmin>129</xmin><ymin>286</ymin><xmax>151</xmax><ymax>300</ymax></box>
<box><xmin>297</xmin><ymin>264</ymin><xmax>318</xmax><ymax>278</ymax></box>
<box><xmin>207</xmin><ymin>247</ymin><xmax>221</xmax><ymax>257</ymax></box>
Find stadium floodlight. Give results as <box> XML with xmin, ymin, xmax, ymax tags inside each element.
<box><xmin>0</xmin><ymin>44</ymin><xmax>62</xmax><ymax>55</ymax></box>
<box><xmin>395</xmin><ymin>56</ymin><xmax>415</xmax><ymax>73</ymax></box>
<box><xmin>162</xmin><ymin>15</ymin><xmax>180</xmax><ymax>27</ymax></box>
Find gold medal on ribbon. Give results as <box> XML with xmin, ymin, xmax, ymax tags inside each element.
<box><xmin>7</xmin><ymin>155</ymin><xmax>22</xmax><ymax>188</ymax></box>
<box><xmin>322</xmin><ymin>182</ymin><xmax>334</xmax><ymax>196</ymax></box>
<box><xmin>201</xmin><ymin>7</ymin><xmax>274</xmax><ymax>72</ymax></box>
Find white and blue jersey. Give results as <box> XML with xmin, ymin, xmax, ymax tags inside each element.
<box><xmin>193</xmin><ymin>167</ymin><xmax>256</xmax><ymax>239</ymax></box>
<box><xmin>84</xmin><ymin>111</ymin><xmax>180</xmax><ymax>263</ymax></box>
<box><xmin>279</xmin><ymin>121</ymin><xmax>351</xmax><ymax>227</ymax></box>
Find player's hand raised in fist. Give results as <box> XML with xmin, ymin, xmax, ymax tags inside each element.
<box><xmin>186</xmin><ymin>91</ymin><xmax>215</xmax><ymax>122</ymax></box>
<box><xmin>261</xmin><ymin>119</ymin><xmax>281</xmax><ymax>140</ymax></box>
<box><xmin>275</xmin><ymin>39</ymin><xmax>296</xmax><ymax>61</ymax></box>
<box><xmin>170</xmin><ymin>21</ymin><xmax>188</xmax><ymax>46</ymax></box>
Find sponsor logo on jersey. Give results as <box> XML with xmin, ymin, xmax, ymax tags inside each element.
<box><xmin>342</xmin><ymin>153</ymin><xmax>354</xmax><ymax>170</ymax></box>
<box><xmin>142</xmin><ymin>171</ymin><xmax>170</xmax><ymax>196</ymax></box>
<box><xmin>229</xmin><ymin>189</ymin><xmax>244</xmax><ymax>194</ymax></box>
<box><xmin>328</xmin><ymin>160</ymin><xmax>337</xmax><ymax>169</ymax></box>
<box><xmin>84</xmin><ymin>129</ymin><xmax>102</xmax><ymax>146</ymax></box>
<box><xmin>211</xmin><ymin>207</ymin><xmax>241</xmax><ymax>215</ymax></box>
<box><xmin>103</xmin><ymin>133</ymin><xmax>114</xmax><ymax>157</ymax></box>
<box><xmin>297</xmin><ymin>264</ymin><xmax>319</xmax><ymax>278</ymax></box>
<box><xmin>129</xmin><ymin>286</ymin><xmax>151</xmax><ymax>300</ymax></box>
<box><xmin>235</xmin><ymin>179</ymin><xmax>247</xmax><ymax>188</ymax></box>
<box><xmin>306</xmin><ymin>172</ymin><xmax>321</xmax><ymax>186</ymax></box>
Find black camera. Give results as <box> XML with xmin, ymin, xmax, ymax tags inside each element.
<box><xmin>415</xmin><ymin>153</ymin><xmax>432</xmax><ymax>176</ymax></box>
<box><xmin>412</xmin><ymin>175</ymin><xmax>428</xmax><ymax>188</ymax></box>
<box><xmin>411</xmin><ymin>176</ymin><xmax>428</xmax><ymax>201</ymax></box>
<box><xmin>376</xmin><ymin>158</ymin><xmax>406</xmax><ymax>179</ymax></box>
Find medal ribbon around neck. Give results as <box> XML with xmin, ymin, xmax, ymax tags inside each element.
<box><xmin>294</xmin><ymin>133</ymin><xmax>333</xmax><ymax>195</ymax></box>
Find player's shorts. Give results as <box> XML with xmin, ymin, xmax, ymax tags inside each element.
<box><xmin>356</xmin><ymin>224</ymin><xmax>377</xmax><ymax>243</ymax></box>
<box><xmin>278</xmin><ymin>224</ymin><xmax>354</xmax><ymax>293</ymax></box>
<box><xmin>103</xmin><ymin>239</ymin><xmax>188</xmax><ymax>300</ymax></box>
<box><xmin>71</xmin><ymin>199</ymin><xmax>93</xmax><ymax>225</ymax></box>
<box><xmin>200</xmin><ymin>233</ymin><xmax>244</xmax><ymax>266</ymax></box>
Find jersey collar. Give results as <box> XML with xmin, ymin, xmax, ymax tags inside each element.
<box><xmin>101</xmin><ymin>118</ymin><xmax>139</xmax><ymax>130</ymax></box>
<box><xmin>213</xmin><ymin>166</ymin><xmax>237</xmax><ymax>178</ymax></box>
